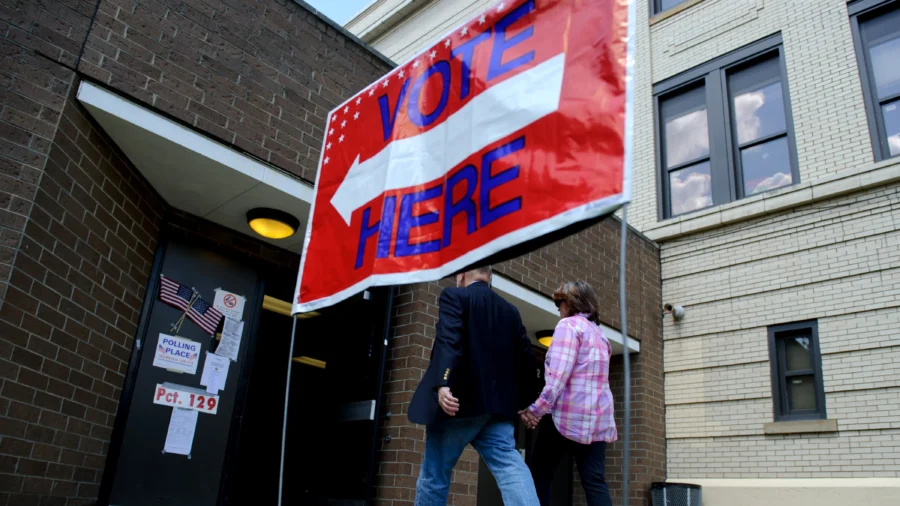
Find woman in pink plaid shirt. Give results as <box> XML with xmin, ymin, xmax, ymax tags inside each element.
<box><xmin>521</xmin><ymin>281</ymin><xmax>617</xmax><ymax>506</ymax></box>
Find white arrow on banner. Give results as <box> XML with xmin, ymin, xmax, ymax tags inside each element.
<box><xmin>330</xmin><ymin>53</ymin><xmax>566</xmax><ymax>225</ymax></box>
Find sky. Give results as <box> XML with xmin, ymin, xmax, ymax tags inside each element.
<box><xmin>306</xmin><ymin>0</ymin><xmax>374</xmax><ymax>25</ymax></box>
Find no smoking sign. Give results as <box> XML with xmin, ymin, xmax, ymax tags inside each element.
<box><xmin>213</xmin><ymin>289</ymin><xmax>245</xmax><ymax>321</ymax></box>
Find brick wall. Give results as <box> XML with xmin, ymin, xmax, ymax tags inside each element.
<box><xmin>0</xmin><ymin>0</ymin><xmax>98</xmax><ymax>313</ymax></box>
<box><xmin>2</xmin><ymin>1</ymin><xmax>665</xmax><ymax>505</ymax></box>
<box><xmin>1</xmin><ymin>73</ymin><xmax>165</xmax><ymax>503</ymax></box>
<box><xmin>662</xmin><ymin>185</ymin><xmax>900</xmax><ymax>479</ymax></box>
<box><xmin>350</xmin><ymin>0</ymin><xmax>495</xmax><ymax>64</ymax></box>
<box><xmin>375</xmin><ymin>221</ymin><xmax>664</xmax><ymax>506</ymax></box>
<box><xmin>629</xmin><ymin>0</ymin><xmax>873</xmax><ymax>230</ymax></box>
<box><xmin>78</xmin><ymin>0</ymin><xmax>393</xmax><ymax>185</ymax></box>
<box><xmin>1</xmin><ymin>0</ymin><xmax>383</xmax><ymax>502</ymax></box>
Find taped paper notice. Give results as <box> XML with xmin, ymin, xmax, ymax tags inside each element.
<box><xmin>200</xmin><ymin>353</ymin><xmax>230</xmax><ymax>394</ymax></box>
<box><xmin>215</xmin><ymin>317</ymin><xmax>243</xmax><ymax>362</ymax></box>
<box><xmin>164</xmin><ymin>407</ymin><xmax>198</xmax><ymax>456</ymax></box>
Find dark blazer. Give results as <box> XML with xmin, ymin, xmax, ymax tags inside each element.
<box><xmin>408</xmin><ymin>281</ymin><xmax>537</xmax><ymax>426</ymax></box>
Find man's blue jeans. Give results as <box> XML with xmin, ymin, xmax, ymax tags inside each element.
<box><xmin>415</xmin><ymin>414</ymin><xmax>539</xmax><ymax>506</ymax></box>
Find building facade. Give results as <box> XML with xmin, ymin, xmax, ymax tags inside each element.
<box><xmin>348</xmin><ymin>0</ymin><xmax>900</xmax><ymax>505</ymax></box>
<box><xmin>0</xmin><ymin>1</ymin><xmax>662</xmax><ymax>505</ymax></box>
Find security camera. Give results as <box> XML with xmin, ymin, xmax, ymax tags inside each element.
<box><xmin>664</xmin><ymin>303</ymin><xmax>685</xmax><ymax>321</ymax></box>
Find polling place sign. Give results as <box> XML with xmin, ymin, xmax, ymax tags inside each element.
<box><xmin>293</xmin><ymin>0</ymin><xmax>634</xmax><ymax>312</ymax></box>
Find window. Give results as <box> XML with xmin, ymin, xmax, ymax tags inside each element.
<box><xmin>652</xmin><ymin>0</ymin><xmax>691</xmax><ymax>16</ymax></box>
<box><xmin>851</xmin><ymin>0</ymin><xmax>900</xmax><ymax>160</ymax></box>
<box><xmin>654</xmin><ymin>34</ymin><xmax>799</xmax><ymax>219</ymax></box>
<box><xmin>767</xmin><ymin>320</ymin><xmax>826</xmax><ymax>422</ymax></box>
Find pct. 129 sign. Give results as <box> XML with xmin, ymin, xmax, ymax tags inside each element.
<box><xmin>293</xmin><ymin>0</ymin><xmax>634</xmax><ymax>312</ymax></box>
<box><xmin>154</xmin><ymin>383</ymin><xmax>219</xmax><ymax>415</ymax></box>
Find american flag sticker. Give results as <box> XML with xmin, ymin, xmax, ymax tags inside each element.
<box><xmin>187</xmin><ymin>297</ymin><xmax>224</xmax><ymax>336</ymax></box>
<box><xmin>159</xmin><ymin>275</ymin><xmax>195</xmax><ymax>311</ymax></box>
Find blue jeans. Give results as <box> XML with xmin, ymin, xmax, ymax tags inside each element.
<box><xmin>415</xmin><ymin>415</ymin><xmax>539</xmax><ymax>506</ymax></box>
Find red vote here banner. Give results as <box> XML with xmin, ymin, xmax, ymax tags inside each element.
<box><xmin>293</xmin><ymin>0</ymin><xmax>635</xmax><ymax>313</ymax></box>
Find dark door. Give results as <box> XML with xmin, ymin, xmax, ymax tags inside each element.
<box><xmin>104</xmin><ymin>239</ymin><xmax>262</xmax><ymax>506</ymax></box>
<box><xmin>280</xmin><ymin>288</ymin><xmax>392</xmax><ymax>505</ymax></box>
<box><xmin>476</xmin><ymin>345</ymin><xmax>572</xmax><ymax>506</ymax></box>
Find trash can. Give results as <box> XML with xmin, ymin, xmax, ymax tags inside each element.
<box><xmin>651</xmin><ymin>482</ymin><xmax>701</xmax><ymax>506</ymax></box>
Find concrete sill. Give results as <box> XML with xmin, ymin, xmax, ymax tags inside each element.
<box><xmin>644</xmin><ymin>156</ymin><xmax>900</xmax><ymax>242</ymax></box>
<box><xmin>763</xmin><ymin>419</ymin><xmax>838</xmax><ymax>435</ymax></box>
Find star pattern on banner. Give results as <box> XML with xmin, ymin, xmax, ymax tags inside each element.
<box><xmin>319</xmin><ymin>2</ymin><xmax>514</xmax><ymax>172</ymax></box>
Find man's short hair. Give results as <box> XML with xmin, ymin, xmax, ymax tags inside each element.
<box><xmin>470</xmin><ymin>265</ymin><xmax>492</xmax><ymax>277</ymax></box>
<box><xmin>451</xmin><ymin>265</ymin><xmax>492</xmax><ymax>278</ymax></box>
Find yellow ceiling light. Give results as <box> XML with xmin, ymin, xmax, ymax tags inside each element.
<box><xmin>247</xmin><ymin>208</ymin><xmax>300</xmax><ymax>240</ymax></box>
<box><xmin>536</xmin><ymin>329</ymin><xmax>554</xmax><ymax>348</ymax></box>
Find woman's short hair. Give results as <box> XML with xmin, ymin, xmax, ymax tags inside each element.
<box><xmin>552</xmin><ymin>281</ymin><xmax>600</xmax><ymax>324</ymax></box>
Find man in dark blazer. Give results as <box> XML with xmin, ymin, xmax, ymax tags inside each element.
<box><xmin>409</xmin><ymin>266</ymin><xmax>539</xmax><ymax>506</ymax></box>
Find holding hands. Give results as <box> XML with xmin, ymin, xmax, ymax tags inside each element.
<box><xmin>519</xmin><ymin>408</ymin><xmax>540</xmax><ymax>429</ymax></box>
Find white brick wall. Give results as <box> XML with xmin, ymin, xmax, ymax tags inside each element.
<box><xmin>667</xmin><ymin>399</ymin><xmax>772</xmax><ymax>438</ymax></box>
<box><xmin>666</xmin><ymin>362</ymin><xmax>771</xmax><ymax>405</ymax></box>
<box><xmin>665</xmin><ymin>327</ymin><xmax>768</xmax><ymax>372</ymax></box>
<box><xmin>366</xmin><ymin>0</ymin><xmax>496</xmax><ymax>63</ymax></box>
<box><xmin>630</xmin><ymin>0</ymin><xmax>873</xmax><ymax>230</ymax></box>
<box><xmin>661</xmin><ymin>184</ymin><xmax>900</xmax><ymax>478</ymax></box>
<box><xmin>668</xmin><ymin>430</ymin><xmax>900</xmax><ymax>479</ymax></box>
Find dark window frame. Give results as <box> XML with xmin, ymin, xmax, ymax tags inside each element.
<box><xmin>767</xmin><ymin>320</ymin><xmax>827</xmax><ymax>422</ymax></box>
<box><xmin>849</xmin><ymin>0</ymin><xmax>900</xmax><ymax>161</ymax></box>
<box><xmin>653</xmin><ymin>33</ymin><xmax>800</xmax><ymax>220</ymax></box>
<box><xmin>651</xmin><ymin>0</ymin><xmax>698</xmax><ymax>17</ymax></box>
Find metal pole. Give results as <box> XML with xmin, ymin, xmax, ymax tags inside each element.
<box><xmin>619</xmin><ymin>204</ymin><xmax>631</xmax><ymax>506</ymax></box>
<box><xmin>278</xmin><ymin>316</ymin><xmax>298</xmax><ymax>506</ymax></box>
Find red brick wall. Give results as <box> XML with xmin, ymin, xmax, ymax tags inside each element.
<box><xmin>376</xmin><ymin>279</ymin><xmax>482</xmax><ymax>506</ymax></box>
<box><xmin>78</xmin><ymin>0</ymin><xmax>393</xmax><ymax>184</ymax></box>
<box><xmin>375</xmin><ymin>223</ymin><xmax>664</xmax><ymax>506</ymax></box>
<box><xmin>0</xmin><ymin>1</ymin><xmax>664</xmax><ymax>505</ymax></box>
<box><xmin>0</xmin><ymin>75</ymin><xmax>165</xmax><ymax>504</ymax></box>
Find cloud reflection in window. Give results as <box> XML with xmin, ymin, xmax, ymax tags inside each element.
<box><xmin>669</xmin><ymin>162</ymin><xmax>712</xmax><ymax>216</ymax></box>
<box><xmin>734</xmin><ymin>82</ymin><xmax>785</xmax><ymax>145</ymax></box>
<box><xmin>665</xmin><ymin>109</ymin><xmax>709</xmax><ymax>168</ymax></box>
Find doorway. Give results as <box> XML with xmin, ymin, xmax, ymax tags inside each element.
<box><xmin>476</xmin><ymin>345</ymin><xmax>572</xmax><ymax>506</ymax></box>
<box><xmin>226</xmin><ymin>276</ymin><xmax>392</xmax><ymax>504</ymax></box>
<box><xmin>100</xmin><ymin>232</ymin><xmax>393</xmax><ymax>506</ymax></box>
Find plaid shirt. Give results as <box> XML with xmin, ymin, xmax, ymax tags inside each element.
<box><xmin>529</xmin><ymin>314</ymin><xmax>617</xmax><ymax>444</ymax></box>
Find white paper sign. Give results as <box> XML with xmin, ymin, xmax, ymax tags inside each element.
<box><xmin>154</xmin><ymin>382</ymin><xmax>219</xmax><ymax>414</ymax></box>
<box><xmin>164</xmin><ymin>407</ymin><xmax>198</xmax><ymax>455</ymax></box>
<box><xmin>200</xmin><ymin>353</ymin><xmax>230</xmax><ymax>394</ymax></box>
<box><xmin>215</xmin><ymin>317</ymin><xmax>244</xmax><ymax>362</ymax></box>
<box><xmin>153</xmin><ymin>334</ymin><xmax>201</xmax><ymax>375</ymax></box>
<box><xmin>213</xmin><ymin>289</ymin><xmax>246</xmax><ymax>322</ymax></box>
